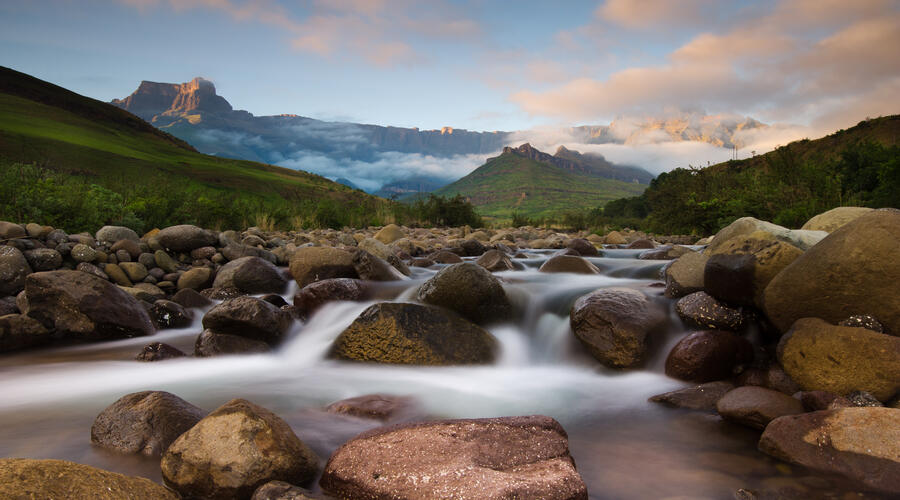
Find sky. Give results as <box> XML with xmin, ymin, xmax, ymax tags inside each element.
<box><xmin>2</xmin><ymin>0</ymin><xmax>898</xmax><ymax>136</ymax></box>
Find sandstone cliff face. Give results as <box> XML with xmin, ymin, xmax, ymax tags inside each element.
<box><xmin>111</xmin><ymin>78</ymin><xmax>231</xmax><ymax>124</ymax></box>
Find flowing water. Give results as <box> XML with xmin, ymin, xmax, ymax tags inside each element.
<box><xmin>0</xmin><ymin>249</ymin><xmax>880</xmax><ymax>499</ymax></box>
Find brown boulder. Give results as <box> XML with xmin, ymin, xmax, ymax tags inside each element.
<box><xmin>0</xmin><ymin>458</ymin><xmax>178</xmax><ymax>499</ymax></box>
<box><xmin>0</xmin><ymin>313</ymin><xmax>51</xmax><ymax>352</ymax></box>
<box><xmin>705</xmin><ymin>236</ymin><xmax>802</xmax><ymax>307</ymax></box>
<box><xmin>429</xmin><ymin>250</ymin><xmax>463</xmax><ymax>264</ymax></box>
<box><xmin>320</xmin><ymin>415</ymin><xmax>587</xmax><ymax>500</ymax></box>
<box><xmin>664</xmin><ymin>251</ymin><xmax>708</xmax><ymax>298</ymax></box>
<box><xmin>476</xmin><ymin>249</ymin><xmax>520</xmax><ymax>272</ymax></box>
<box><xmin>325</xmin><ymin>394</ymin><xmax>420</xmax><ymax>421</ymax></box>
<box><xmin>202</xmin><ymin>296</ymin><xmax>293</xmax><ymax>345</ymax></box>
<box><xmin>289</xmin><ymin>247</ymin><xmax>358</xmax><ymax>288</ymax></box>
<box><xmin>417</xmin><ymin>262</ymin><xmax>512</xmax><ymax>324</ymax></box>
<box><xmin>664</xmin><ymin>330</ymin><xmax>753</xmax><ymax>383</ymax></box>
<box><xmin>539</xmin><ymin>255</ymin><xmax>600</xmax><ymax>274</ymax></box>
<box><xmin>194</xmin><ymin>329</ymin><xmax>270</xmax><ymax>357</ymax></box>
<box><xmin>566</xmin><ymin>238</ymin><xmax>599</xmax><ymax>256</ymax></box>
<box><xmin>0</xmin><ymin>246</ymin><xmax>31</xmax><ymax>296</ymax></box>
<box><xmin>156</xmin><ymin>224</ymin><xmax>217</xmax><ymax>252</ymax></box>
<box><xmin>252</xmin><ymin>481</ymin><xmax>323</xmax><ymax>500</ymax></box>
<box><xmin>91</xmin><ymin>391</ymin><xmax>205</xmax><ymax>455</ymax></box>
<box><xmin>292</xmin><ymin>278</ymin><xmax>368</xmax><ymax>318</ymax></box>
<box><xmin>135</xmin><ymin>342</ymin><xmax>187</xmax><ymax>361</ymax></box>
<box><xmin>715</xmin><ymin>386</ymin><xmax>804</xmax><ymax>429</ymax></box>
<box><xmin>801</xmin><ymin>206</ymin><xmax>874</xmax><ymax>232</ymax></box>
<box><xmin>351</xmin><ymin>249</ymin><xmax>406</xmax><ymax>281</ymax></box>
<box><xmin>213</xmin><ymin>256</ymin><xmax>287</xmax><ymax>294</ymax></box>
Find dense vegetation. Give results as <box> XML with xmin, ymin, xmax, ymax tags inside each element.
<box><xmin>592</xmin><ymin>117</ymin><xmax>900</xmax><ymax>235</ymax></box>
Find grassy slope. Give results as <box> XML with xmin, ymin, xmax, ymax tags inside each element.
<box><xmin>434</xmin><ymin>152</ymin><xmax>646</xmax><ymax>219</ymax></box>
<box><xmin>0</xmin><ymin>66</ymin><xmax>372</xmax><ymax>204</ymax></box>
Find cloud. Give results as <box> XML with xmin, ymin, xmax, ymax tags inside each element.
<box><xmin>597</xmin><ymin>0</ymin><xmax>717</xmax><ymax>30</ymax></box>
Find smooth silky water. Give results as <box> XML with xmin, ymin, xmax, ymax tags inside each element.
<box><xmin>0</xmin><ymin>249</ymin><xmax>876</xmax><ymax>499</ymax></box>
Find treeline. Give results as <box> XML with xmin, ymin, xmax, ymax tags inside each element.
<box><xmin>0</xmin><ymin>162</ymin><xmax>481</xmax><ymax>233</ymax></box>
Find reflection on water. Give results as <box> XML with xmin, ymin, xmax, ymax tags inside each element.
<box><xmin>0</xmin><ymin>249</ymin><xmax>882</xmax><ymax>499</ymax></box>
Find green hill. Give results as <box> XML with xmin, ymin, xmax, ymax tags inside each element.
<box><xmin>433</xmin><ymin>147</ymin><xmax>646</xmax><ymax>220</ymax></box>
<box><xmin>0</xmin><ymin>66</ymin><xmax>385</xmax><ymax>232</ymax></box>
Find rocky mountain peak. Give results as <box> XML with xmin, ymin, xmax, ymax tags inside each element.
<box><xmin>112</xmin><ymin>77</ymin><xmax>232</xmax><ymax>123</ymax></box>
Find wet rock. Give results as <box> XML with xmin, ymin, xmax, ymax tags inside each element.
<box><xmin>839</xmin><ymin>314</ymin><xmax>884</xmax><ymax>333</ymax></box>
<box><xmin>292</xmin><ymin>278</ymin><xmax>368</xmax><ymax>318</ymax></box>
<box><xmin>149</xmin><ymin>299</ymin><xmax>193</xmax><ymax>329</ymax></box>
<box><xmin>76</xmin><ymin>262</ymin><xmax>108</xmax><ymax>280</ymax></box>
<box><xmin>190</xmin><ymin>246</ymin><xmax>217</xmax><ymax>261</ymax></box>
<box><xmin>154</xmin><ymin>249</ymin><xmax>179</xmax><ymax>273</ymax></box>
<box><xmin>676</xmin><ymin>291</ymin><xmax>750</xmax><ymax>331</ymax></box>
<box><xmin>476</xmin><ymin>249</ymin><xmax>521</xmax><ymax>272</ymax></box>
<box><xmin>289</xmin><ymin>247</ymin><xmax>358</xmax><ymax>288</ymax></box>
<box><xmin>570</xmin><ymin>287</ymin><xmax>665</xmax><ymax>368</ymax></box>
<box><xmin>23</xmin><ymin>248</ymin><xmax>62</xmax><ymax>271</ymax></box>
<box><xmin>0</xmin><ymin>458</ymin><xmax>178</xmax><ymax>499</ymax></box>
<box><xmin>735</xmin><ymin>364</ymin><xmax>800</xmax><ymax>396</ymax></box>
<box><xmin>0</xmin><ymin>313</ymin><xmax>51</xmax><ymax>352</ymax></box>
<box><xmin>357</xmin><ymin>237</ymin><xmax>392</xmax><ymax>260</ymax></box>
<box><xmin>352</xmin><ymin>249</ymin><xmax>406</xmax><ymax>281</ymax></box>
<box><xmin>91</xmin><ymin>390</ymin><xmax>205</xmax><ymax>456</ymax></box>
<box><xmin>429</xmin><ymin>250</ymin><xmax>463</xmax><ymax>264</ymax></box>
<box><xmin>194</xmin><ymin>329</ymin><xmax>270</xmax><ymax>357</ymax></box>
<box><xmin>202</xmin><ymin>286</ymin><xmax>243</xmax><ymax>301</ymax></box>
<box><xmin>665</xmin><ymin>330</ymin><xmax>754</xmax><ymax>383</ymax></box>
<box><xmin>202</xmin><ymin>296</ymin><xmax>292</xmax><ymax>345</ymax></box>
<box><xmin>110</xmin><ymin>239</ymin><xmax>142</xmax><ymax>260</ymax></box>
<box><xmin>260</xmin><ymin>294</ymin><xmax>289</xmax><ymax>308</ymax></box>
<box><xmin>171</xmin><ymin>288</ymin><xmax>213</xmax><ymax>309</ymax></box>
<box><xmin>118</xmin><ymin>261</ymin><xmax>148</xmax><ymax>282</ymax></box>
<box><xmin>386</xmin><ymin>254</ymin><xmax>411</xmax><ymax>276</ymax></box>
<box><xmin>0</xmin><ymin>297</ymin><xmax>17</xmax><ymax>316</ymax></box>
<box><xmin>176</xmin><ymin>266</ymin><xmax>213</xmax><ymax>290</ymax></box>
<box><xmin>759</xmin><ymin>407</ymin><xmax>900</xmax><ymax>493</ymax></box>
<box><xmin>135</xmin><ymin>342</ymin><xmax>187</xmax><ymax>361</ymax></box>
<box><xmin>705</xmin><ymin>236</ymin><xmax>802</xmax><ymax>307</ymax></box>
<box><xmin>410</xmin><ymin>257</ymin><xmax>436</xmax><ymax>267</ymax></box>
<box><xmin>252</xmin><ymin>481</ymin><xmax>323</xmax><ymax>500</ymax></box>
<box><xmin>460</xmin><ymin>238</ymin><xmax>486</xmax><ymax>256</ymax></box>
<box><xmin>25</xmin><ymin>270</ymin><xmax>154</xmax><ymax>340</ymax></box>
<box><xmin>329</xmin><ymin>302</ymin><xmax>497</xmax><ymax>365</ymax></box>
<box><xmin>777</xmin><ymin>318</ymin><xmax>900</xmax><ymax>401</ymax></box>
<box><xmin>664</xmin><ymin>251</ymin><xmax>708</xmax><ymax>298</ymax></box>
<box><xmin>96</xmin><ymin>225</ymin><xmax>140</xmax><ymax>244</ymax></box>
<box><xmin>638</xmin><ymin>245</ymin><xmax>692</xmax><ymax>260</ymax></box>
<box><xmin>223</xmin><ymin>243</ymin><xmax>277</xmax><ymax>264</ymax></box>
<box><xmin>417</xmin><ymin>262</ymin><xmax>512</xmax><ymax>325</ymax></box>
<box><xmin>320</xmin><ymin>415</ymin><xmax>587</xmax><ymax>500</ymax></box>
<box><xmin>213</xmin><ymin>256</ymin><xmax>288</xmax><ymax>294</ymax></box>
<box><xmin>847</xmin><ymin>390</ymin><xmax>883</xmax><ymax>407</ymax></box>
<box><xmin>715</xmin><ymin>386</ymin><xmax>804</xmax><ymax>429</ymax></box>
<box><xmin>801</xmin><ymin>206</ymin><xmax>873</xmax><ymax>232</ymax></box>
<box><xmin>539</xmin><ymin>255</ymin><xmax>600</xmax><ymax>274</ymax></box>
<box><xmin>626</xmin><ymin>239</ymin><xmax>655</xmax><ymax>249</ymax></box>
<box><xmin>707</xmin><ymin>217</ymin><xmax>826</xmax><ymax>253</ymax></box>
<box><xmin>604</xmin><ymin>231</ymin><xmax>627</xmax><ymax>244</ymax></box>
<box><xmin>0</xmin><ymin>246</ymin><xmax>31</xmax><ymax>296</ymax></box>
<box><xmin>162</xmin><ymin>398</ymin><xmax>319</xmax><ymax>499</ymax></box>
<box><xmin>156</xmin><ymin>224</ymin><xmax>217</xmax><ymax>253</ymax></box>
<box><xmin>325</xmin><ymin>394</ymin><xmax>420</xmax><ymax>421</ymax></box>
<box><xmin>70</xmin><ymin>243</ymin><xmax>98</xmax><ymax>263</ymax></box>
<box><xmin>104</xmin><ymin>263</ymin><xmax>133</xmax><ymax>287</ymax></box>
<box><xmin>373</xmin><ymin>224</ymin><xmax>404</xmax><ymax>244</ymax></box>
<box><xmin>649</xmin><ymin>381</ymin><xmax>735</xmax><ymax>411</ymax></box>
<box><xmin>763</xmin><ymin>209</ymin><xmax>900</xmax><ymax>334</ymax></box>
<box><xmin>798</xmin><ymin>391</ymin><xmax>852</xmax><ymax>411</ymax></box>
<box><xmin>566</xmin><ymin>238</ymin><xmax>599</xmax><ymax>256</ymax></box>
<box><xmin>0</xmin><ymin>221</ymin><xmax>26</xmax><ymax>239</ymax></box>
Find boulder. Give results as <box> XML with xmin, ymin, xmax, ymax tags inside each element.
<box><xmin>570</xmin><ymin>287</ymin><xmax>665</xmax><ymax>368</ymax></box>
<box><xmin>801</xmin><ymin>206</ymin><xmax>874</xmax><ymax>232</ymax></box>
<box><xmin>475</xmin><ymin>249</ymin><xmax>520</xmax><ymax>272</ymax></box>
<box><xmin>104</xmin><ymin>263</ymin><xmax>133</xmax><ymax>287</ymax></box>
<box><xmin>759</xmin><ymin>407</ymin><xmax>900</xmax><ymax>493</ymax></box>
<box><xmin>664</xmin><ymin>251</ymin><xmax>708</xmax><ymax>298</ymax></box>
<box><xmin>429</xmin><ymin>250</ymin><xmax>463</xmax><ymax>264</ymax></box>
<box><xmin>706</xmin><ymin>217</ymin><xmax>826</xmax><ymax>253</ymax></box>
<box><xmin>320</xmin><ymin>415</ymin><xmax>587</xmax><ymax>500</ymax></box>
<box><xmin>417</xmin><ymin>262</ymin><xmax>511</xmax><ymax>324</ymax></box>
<box><xmin>763</xmin><ymin>209</ymin><xmax>900</xmax><ymax>335</ymax></box>
<box><xmin>213</xmin><ymin>256</ymin><xmax>288</xmax><ymax>294</ymax></box>
<box><xmin>171</xmin><ymin>288</ymin><xmax>213</xmax><ymax>309</ymax></box>
<box><xmin>373</xmin><ymin>224</ymin><xmax>404</xmax><ymax>244</ymax></box>
<box><xmin>194</xmin><ymin>329</ymin><xmax>270</xmax><ymax>357</ymax></box>
<box><xmin>289</xmin><ymin>247</ymin><xmax>358</xmax><ymax>288</ymax></box>
<box><xmin>604</xmin><ymin>231</ymin><xmax>627</xmax><ymax>244</ymax></box>
<box><xmin>664</xmin><ymin>330</ymin><xmax>754</xmax><ymax>383</ymax></box>
<box><xmin>0</xmin><ymin>221</ymin><xmax>26</xmax><ymax>239</ymax></box>
<box><xmin>252</xmin><ymin>481</ymin><xmax>322</xmax><ymax>500</ymax></box>
<box><xmin>326</xmin><ymin>394</ymin><xmax>419</xmax><ymax>421</ymax></box>
<box><xmin>96</xmin><ymin>225</ymin><xmax>140</xmax><ymax>243</ymax></box>
<box><xmin>154</xmin><ymin>249</ymin><xmax>179</xmax><ymax>273</ymax></box>
<box><xmin>91</xmin><ymin>391</ymin><xmax>205</xmax><ymax>455</ymax></box>
<box><xmin>292</xmin><ymin>279</ymin><xmax>368</xmax><ymax>318</ymax></box>
<box><xmin>177</xmin><ymin>266</ymin><xmax>213</xmax><ymax>291</ymax></box>
<box><xmin>70</xmin><ymin>243</ymin><xmax>98</xmax><ymax>263</ymax></box>
<box><xmin>223</xmin><ymin>243</ymin><xmax>277</xmax><ymax>264</ymax></box>
<box><xmin>649</xmin><ymin>381</ymin><xmax>735</xmax><ymax>411</ymax></box>
<box><xmin>202</xmin><ymin>296</ymin><xmax>293</xmax><ymax>345</ymax></box>
<box><xmin>23</xmin><ymin>248</ymin><xmax>62</xmax><ymax>271</ymax></box>
<box><xmin>777</xmin><ymin>318</ymin><xmax>900</xmax><ymax>401</ymax></box>
<box><xmin>0</xmin><ymin>297</ymin><xmax>17</xmax><ymax>316</ymax></box>
<box><xmin>25</xmin><ymin>270</ymin><xmax>154</xmax><ymax>340</ymax></box>
<box><xmin>0</xmin><ymin>246</ymin><xmax>31</xmax><ymax>296</ymax></box>
<box><xmin>0</xmin><ymin>458</ymin><xmax>178</xmax><ymax>499</ymax></box>
<box><xmin>839</xmin><ymin>314</ymin><xmax>884</xmax><ymax>333</ymax></box>
<box><xmin>76</xmin><ymin>262</ymin><xmax>108</xmax><ymax>280</ymax></box>
<box><xmin>798</xmin><ymin>391</ymin><xmax>852</xmax><ymax>411</ymax></box>
<box><xmin>352</xmin><ymin>250</ymin><xmax>406</xmax><ymax>281</ymax></box>
<box><xmin>111</xmin><ymin>239</ymin><xmax>142</xmax><ymax>260</ymax></box>
<box><xmin>715</xmin><ymin>386</ymin><xmax>804</xmax><ymax>429</ymax></box>
<box><xmin>539</xmin><ymin>255</ymin><xmax>600</xmax><ymax>274</ymax></box>
<box><xmin>149</xmin><ymin>299</ymin><xmax>193</xmax><ymax>329</ymax></box>
<box><xmin>118</xmin><ymin>261</ymin><xmax>148</xmax><ymax>282</ymax></box>
<box><xmin>459</xmin><ymin>238</ymin><xmax>486</xmax><ymax>256</ymax></box>
<box><xmin>135</xmin><ymin>342</ymin><xmax>187</xmax><ymax>361</ymax></box>
<box><xmin>329</xmin><ymin>302</ymin><xmax>497</xmax><ymax>365</ymax></box>
<box><xmin>704</xmin><ymin>236</ymin><xmax>802</xmax><ymax>307</ymax></box>
<box><xmin>639</xmin><ymin>245</ymin><xmax>692</xmax><ymax>260</ymax></box>
<box><xmin>0</xmin><ymin>313</ymin><xmax>51</xmax><ymax>352</ymax></box>
<box><xmin>675</xmin><ymin>291</ymin><xmax>750</xmax><ymax>331</ymax></box>
<box><xmin>357</xmin><ymin>237</ymin><xmax>392</xmax><ymax>260</ymax></box>
<box><xmin>566</xmin><ymin>238</ymin><xmax>599</xmax><ymax>256</ymax></box>
<box><xmin>156</xmin><ymin>224</ymin><xmax>217</xmax><ymax>252</ymax></box>
<box><xmin>161</xmin><ymin>399</ymin><xmax>319</xmax><ymax>499</ymax></box>
<box><xmin>625</xmin><ymin>238</ymin><xmax>655</xmax><ymax>249</ymax></box>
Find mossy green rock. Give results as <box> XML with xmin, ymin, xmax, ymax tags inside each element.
<box><xmin>0</xmin><ymin>458</ymin><xmax>178</xmax><ymax>499</ymax></box>
<box><xmin>329</xmin><ymin>302</ymin><xmax>497</xmax><ymax>365</ymax></box>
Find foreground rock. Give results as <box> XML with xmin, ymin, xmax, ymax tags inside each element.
<box><xmin>417</xmin><ymin>262</ymin><xmax>511</xmax><ymax>324</ymax></box>
<box><xmin>664</xmin><ymin>251</ymin><xmax>708</xmax><ymax>298</ymax></box>
<box><xmin>91</xmin><ymin>391</ymin><xmax>205</xmax><ymax>455</ymax></box>
<box><xmin>0</xmin><ymin>458</ymin><xmax>178</xmax><ymax>499</ymax></box>
<box><xmin>292</xmin><ymin>278</ymin><xmax>368</xmax><ymax>318</ymax></box>
<box><xmin>675</xmin><ymin>291</ymin><xmax>749</xmax><ymax>331</ymax></box>
<box><xmin>320</xmin><ymin>415</ymin><xmax>588</xmax><ymax>500</ymax></box>
<box><xmin>289</xmin><ymin>247</ymin><xmax>358</xmax><ymax>287</ymax></box>
<box><xmin>801</xmin><ymin>206</ymin><xmax>873</xmax><ymax>232</ymax></box>
<box><xmin>539</xmin><ymin>255</ymin><xmax>600</xmax><ymax>274</ymax></box>
<box><xmin>0</xmin><ymin>313</ymin><xmax>51</xmax><ymax>352</ymax></box>
<box><xmin>202</xmin><ymin>296</ymin><xmax>293</xmax><ymax>346</ymax></box>
<box><xmin>570</xmin><ymin>288</ymin><xmax>665</xmax><ymax>368</ymax></box>
<box><xmin>252</xmin><ymin>481</ymin><xmax>323</xmax><ymax>500</ymax></box>
<box><xmin>704</xmin><ymin>236</ymin><xmax>802</xmax><ymax>307</ymax></box>
<box><xmin>162</xmin><ymin>398</ymin><xmax>319</xmax><ymax>499</ymax></box>
<box><xmin>665</xmin><ymin>330</ymin><xmax>753</xmax><ymax>383</ymax></box>
<box><xmin>706</xmin><ymin>217</ymin><xmax>826</xmax><ymax>253</ymax></box>
<box><xmin>329</xmin><ymin>302</ymin><xmax>497</xmax><ymax>365</ymax></box>
<box><xmin>759</xmin><ymin>407</ymin><xmax>900</xmax><ymax>493</ymax></box>
<box><xmin>715</xmin><ymin>386</ymin><xmax>804</xmax><ymax>429</ymax></box>
<box><xmin>763</xmin><ymin>209</ymin><xmax>900</xmax><ymax>334</ymax></box>
<box><xmin>213</xmin><ymin>256</ymin><xmax>287</xmax><ymax>294</ymax></box>
<box><xmin>195</xmin><ymin>329</ymin><xmax>271</xmax><ymax>357</ymax></box>
<box><xmin>777</xmin><ymin>317</ymin><xmax>900</xmax><ymax>401</ymax></box>
<box><xmin>24</xmin><ymin>270</ymin><xmax>154</xmax><ymax>340</ymax></box>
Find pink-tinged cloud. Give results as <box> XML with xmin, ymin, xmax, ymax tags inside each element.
<box><xmin>597</xmin><ymin>0</ymin><xmax>716</xmax><ymax>29</ymax></box>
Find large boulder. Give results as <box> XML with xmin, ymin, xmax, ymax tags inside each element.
<box><xmin>373</xmin><ymin>224</ymin><xmax>404</xmax><ymax>244</ymax></box>
<box><xmin>664</xmin><ymin>330</ymin><xmax>753</xmax><ymax>383</ymax></box>
<box><xmin>320</xmin><ymin>415</ymin><xmax>587</xmax><ymax>500</ymax></box>
<box><xmin>202</xmin><ymin>296</ymin><xmax>293</xmax><ymax>345</ymax></box>
<box><xmin>539</xmin><ymin>255</ymin><xmax>600</xmax><ymax>274</ymax></box>
<box><xmin>329</xmin><ymin>302</ymin><xmax>497</xmax><ymax>365</ymax></box>
<box><xmin>664</xmin><ymin>251</ymin><xmax>708</xmax><ymax>298</ymax></box>
<box><xmin>704</xmin><ymin>236</ymin><xmax>803</xmax><ymax>307</ymax></box>
<box><xmin>156</xmin><ymin>224</ymin><xmax>217</xmax><ymax>253</ymax></box>
<box><xmin>801</xmin><ymin>206</ymin><xmax>873</xmax><ymax>232</ymax></box>
<box><xmin>289</xmin><ymin>247</ymin><xmax>358</xmax><ymax>288</ymax></box>
<box><xmin>91</xmin><ymin>391</ymin><xmax>205</xmax><ymax>456</ymax></box>
<box><xmin>0</xmin><ymin>221</ymin><xmax>26</xmax><ymax>239</ymax></box>
<box><xmin>570</xmin><ymin>287</ymin><xmax>665</xmax><ymax>368</ymax></box>
<box><xmin>566</xmin><ymin>238</ymin><xmax>599</xmax><ymax>256</ymax></box>
<box><xmin>161</xmin><ymin>398</ymin><xmax>319</xmax><ymax>499</ymax></box>
<box><xmin>24</xmin><ymin>270</ymin><xmax>154</xmax><ymax>340</ymax></box>
<box><xmin>417</xmin><ymin>262</ymin><xmax>511</xmax><ymax>324</ymax></box>
<box><xmin>23</xmin><ymin>248</ymin><xmax>62</xmax><ymax>272</ymax></box>
<box><xmin>0</xmin><ymin>458</ymin><xmax>178</xmax><ymax>499</ymax></box>
<box><xmin>759</xmin><ymin>407</ymin><xmax>900</xmax><ymax>494</ymax></box>
<box><xmin>352</xmin><ymin>250</ymin><xmax>406</xmax><ymax>281</ymax></box>
<box><xmin>763</xmin><ymin>209</ymin><xmax>900</xmax><ymax>334</ymax></box>
<box><xmin>706</xmin><ymin>217</ymin><xmax>826</xmax><ymax>253</ymax></box>
<box><xmin>292</xmin><ymin>278</ymin><xmax>368</xmax><ymax>318</ymax></box>
<box><xmin>476</xmin><ymin>249</ymin><xmax>521</xmax><ymax>272</ymax></box>
<box><xmin>96</xmin><ymin>225</ymin><xmax>139</xmax><ymax>244</ymax></box>
<box><xmin>357</xmin><ymin>237</ymin><xmax>392</xmax><ymax>260</ymax></box>
<box><xmin>715</xmin><ymin>386</ymin><xmax>804</xmax><ymax>429</ymax></box>
<box><xmin>777</xmin><ymin>318</ymin><xmax>900</xmax><ymax>401</ymax></box>
<box><xmin>213</xmin><ymin>256</ymin><xmax>287</xmax><ymax>294</ymax></box>
<box><xmin>0</xmin><ymin>246</ymin><xmax>31</xmax><ymax>296</ymax></box>
<box><xmin>0</xmin><ymin>313</ymin><xmax>51</xmax><ymax>352</ymax></box>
